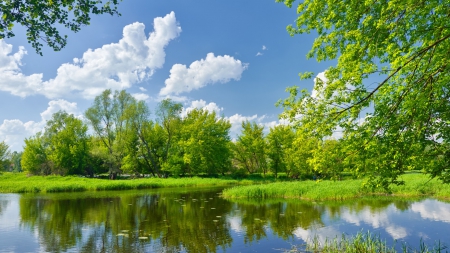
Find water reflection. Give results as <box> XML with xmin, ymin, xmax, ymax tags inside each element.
<box><xmin>0</xmin><ymin>190</ymin><xmax>449</xmax><ymax>252</ymax></box>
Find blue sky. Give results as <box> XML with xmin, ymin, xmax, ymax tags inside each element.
<box><xmin>0</xmin><ymin>0</ymin><xmax>330</xmax><ymax>151</ymax></box>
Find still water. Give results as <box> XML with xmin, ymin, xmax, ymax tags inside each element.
<box><xmin>0</xmin><ymin>187</ymin><xmax>449</xmax><ymax>252</ymax></box>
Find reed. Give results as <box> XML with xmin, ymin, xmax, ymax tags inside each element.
<box><xmin>0</xmin><ymin>173</ymin><xmax>242</xmax><ymax>193</ymax></box>
<box><xmin>222</xmin><ymin>173</ymin><xmax>450</xmax><ymax>201</ymax></box>
<box><xmin>285</xmin><ymin>231</ymin><xmax>447</xmax><ymax>253</ymax></box>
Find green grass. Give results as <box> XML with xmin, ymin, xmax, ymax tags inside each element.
<box><xmin>222</xmin><ymin>173</ymin><xmax>450</xmax><ymax>201</ymax></box>
<box><xmin>0</xmin><ymin>172</ymin><xmax>252</xmax><ymax>193</ymax></box>
<box><xmin>285</xmin><ymin>231</ymin><xmax>447</xmax><ymax>253</ymax></box>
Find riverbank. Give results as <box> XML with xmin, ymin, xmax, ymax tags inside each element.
<box><xmin>222</xmin><ymin>173</ymin><xmax>450</xmax><ymax>201</ymax></box>
<box><xmin>0</xmin><ymin>173</ymin><xmax>257</xmax><ymax>193</ymax></box>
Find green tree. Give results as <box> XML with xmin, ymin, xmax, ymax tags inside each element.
<box><xmin>277</xmin><ymin>0</ymin><xmax>450</xmax><ymax>189</ymax></box>
<box><xmin>0</xmin><ymin>0</ymin><xmax>121</xmax><ymax>55</ymax></box>
<box><xmin>85</xmin><ymin>89</ymin><xmax>134</xmax><ymax>179</ymax></box>
<box><xmin>284</xmin><ymin>131</ymin><xmax>317</xmax><ymax>179</ymax></box>
<box><xmin>21</xmin><ymin>133</ymin><xmax>51</xmax><ymax>175</ymax></box>
<box><xmin>266</xmin><ymin>125</ymin><xmax>295</xmax><ymax>178</ymax></box>
<box><xmin>232</xmin><ymin>121</ymin><xmax>267</xmax><ymax>175</ymax></box>
<box><xmin>10</xmin><ymin>151</ymin><xmax>23</xmax><ymax>172</ymax></box>
<box><xmin>0</xmin><ymin>141</ymin><xmax>10</xmax><ymax>171</ymax></box>
<box><xmin>177</xmin><ymin>109</ymin><xmax>232</xmax><ymax>176</ymax></box>
<box><xmin>308</xmin><ymin>139</ymin><xmax>346</xmax><ymax>180</ymax></box>
<box><xmin>156</xmin><ymin>99</ymin><xmax>183</xmax><ymax>176</ymax></box>
<box><xmin>44</xmin><ymin>111</ymin><xmax>90</xmax><ymax>175</ymax></box>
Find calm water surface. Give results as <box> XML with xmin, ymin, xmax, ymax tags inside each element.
<box><xmin>0</xmin><ymin>187</ymin><xmax>449</xmax><ymax>252</ymax></box>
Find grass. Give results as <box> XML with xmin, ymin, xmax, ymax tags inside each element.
<box><xmin>0</xmin><ymin>172</ymin><xmax>256</xmax><ymax>193</ymax></box>
<box><xmin>284</xmin><ymin>231</ymin><xmax>447</xmax><ymax>253</ymax></box>
<box><xmin>222</xmin><ymin>173</ymin><xmax>450</xmax><ymax>201</ymax></box>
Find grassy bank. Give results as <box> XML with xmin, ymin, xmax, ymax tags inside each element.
<box><xmin>285</xmin><ymin>231</ymin><xmax>447</xmax><ymax>253</ymax></box>
<box><xmin>222</xmin><ymin>173</ymin><xmax>450</xmax><ymax>201</ymax></box>
<box><xmin>0</xmin><ymin>173</ymin><xmax>255</xmax><ymax>193</ymax></box>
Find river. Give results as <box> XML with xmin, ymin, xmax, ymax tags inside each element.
<box><xmin>0</xmin><ymin>187</ymin><xmax>449</xmax><ymax>252</ymax></box>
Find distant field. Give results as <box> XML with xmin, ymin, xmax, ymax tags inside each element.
<box><xmin>222</xmin><ymin>173</ymin><xmax>450</xmax><ymax>201</ymax></box>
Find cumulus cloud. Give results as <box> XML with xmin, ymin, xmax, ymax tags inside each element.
<box><xmin>256</xmin><ymin>52</ymin><xmax>263</xmax><ymax>56</ymax></box>
<box><xmin>139</xmin><ymin>87</ymin><xmax>147</xmax><ymax>92</ymax></box>
<box><xmin>262</xmin><ymin>45</ymin><xmax>267</xmax><ymax>50</ymax></box>
<box><xmin>181</xmin><ymin>99</ymin><xmax>223</xmax><ymax>118</ymax></box>
<box><xmin>0</xmin><ymin>12</ymin><xmax>181</xmax><ymax>99</ymax></box>
<box><xmin>131</xmin><ymin>93</ymin><xmax>150</xmax><ymax>101</ymax></box>
<box><xmin>0</xmin><ymin>99</ymin><xmax>81</xmax><ymax>151</ymax></box>
<box><xmin>0</xmin><ymin>41</ymin><xmax>44</xmax><ymax>97</ymax></box>
<box><xmin>159</xmin><ymin>53</ymin><xmax>248</xmax><ymax>96</ymax></box>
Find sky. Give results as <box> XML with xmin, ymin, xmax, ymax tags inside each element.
<box><xmin>0</xmin><ymin>0</ymin><xmax>331</xmax><ymax>152</ymax></box>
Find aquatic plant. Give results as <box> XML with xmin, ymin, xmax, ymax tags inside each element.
<box><xmin>285</xmin><ymin>231</ymin><xmax>447</xmax><ymax>253</ymax></box>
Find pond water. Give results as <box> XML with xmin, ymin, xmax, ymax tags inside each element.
<box><xmin>0</xmin><ymin>187</ymin><xmax>449</xmax><ymax>253</ymax></box>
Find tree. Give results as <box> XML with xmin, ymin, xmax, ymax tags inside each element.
<box><xmin>156</xmin><ymin>99</ymin><xmax>183</xmax><ymax>176</ymax></box>
<box><xmin>232</xmin><ymin>121</ymin><xmax>268</xmax><ymax>175</ymax></box>
<box><xmin>284</xmin><ymin>130</ymin><xmax>317</xmax><ymax>179</ymax></box>
<box><xmin>277</xmin><ymin>0</ymin><xmax>450</xmax><ymax>189</ymax></box>
<box><xmin>0</xmin><ymin>0</ymin><xmax>121</xmax><ymax>55</ymax></box>
<box><xmin>177</xmin><ymin>109</ymin><xmax>232</xmax><ymax>176</ymax></box>
<box><xmin>21</xmin><ymin>133</ymin><xmax>51</xmax><ymax>175</ymax></box>
<box><xmin>10</xmin><ymin>151</ymin><xmax>23</xmax><ymax>172</ymax></box>
<box><xmin>44</xmin><ymin>111</ymin><xmax>90</xmax><ymax>175</ymax></box>
<box><xmin>85</xmin><ymin>89</ymin><xmax>134</xmax><ymax>179</ymax></box>
<box><xmin>266</xmin><ymin>125</ymin><xmax>295</xmax><ymax>178</ymax></box>
<box><xmin>0</xmin><ymin>141</ymin><xmax>10</xmax><ymax>171</ymax></box>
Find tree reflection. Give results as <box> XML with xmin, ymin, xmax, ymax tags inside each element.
<box><xmin>16</xmin><ymin>189</ymin><xmax>420</xmax><ymax>252</ymax></box>
<box><xmin>19</xmin><ymin>189</ymin><xmax>232</xmax><ymax>253</ymax></box>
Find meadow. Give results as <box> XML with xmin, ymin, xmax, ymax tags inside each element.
<box><xmin>222</xmin><ymin>173</ymin><xmax>450</xmax><ymax>201</ymax></box>
<box><xmin>0</xmin><ymin>172</ymin><xmax>253</xmax><ymax>193</ymax></box>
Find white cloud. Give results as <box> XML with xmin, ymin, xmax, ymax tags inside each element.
<box><xmin>139</xmin><ymin>87</ymin><xmax>147</xmax><ymax>92</ymax></box>
<box><xmin>262</xmin><ymin>45</ymin><xmax>267</xmax><ymax>50</ymax></box>
<box><xmin>411</xmin><ymin>199</ymin><xmax>450</xmax><ymax>223</ymax></box>
<box><xmin>0</xmin><ymin>40</ymin><xmax>44</xmax><ymax>97</ymax></box>
<box><xmin>0</xmin><ymin>99</ymin><xmax>81</xmax><ymax>151</ymax></box>
<box><xmin>0</xmin><ymin>12</ymin><xmax>181</xmax><ymax>99</ymax></box>
<box><xmin>181</xmin><ymin>99</ymin><xmax>223</xmax><ymax>118</ymax></box>
<box><xmin>256</xmin><ymin>52</ymin><xmax>263</xmax><ymax>56</ymax></box>
<box><xmin>159</xmin><ymin>53</ymin><xmax>248</xmax><ymax>96</ymax></box>
<box><xmin>131</xmin><ymin>93</ymin><xmax>150</xmax><ymax>101</ymax></box>
<box><xmin>293</xmin><ymin>226</ymin><xmax>341</xmax><ymax>245</ymax></box>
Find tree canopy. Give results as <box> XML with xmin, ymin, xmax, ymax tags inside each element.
<box><xmin>0</xmin><ymin>0</ymin><xmax>121</xmax><ymax>55</ymax></box>
<box><xmin>277</xmin><ymin>0</ymin><xmax>450</xmax><ymax>189</ymax></box>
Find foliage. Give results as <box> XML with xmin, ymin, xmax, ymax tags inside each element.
<box><xmin>177</xmin><ymin>109</ymin><xmax>232</xmax><ymax>176</ymax></box>
<box><xmin>276</xmin><ymin>0</ymin><xmax>450</xmax><ymax>189</ymax></box>
<box><xmin>21</xmin><ymin>132</ymin><xmax>51</xmax><ymax>175</ymax></box>
<box><xmin>0</xmin><ymin>0</ymin><xmax>121</xmax><ymax>55</ymax></box>
<box><xmin>21</xmin><ymin>111</ymin><xmax>90</xmax><ymax>176</ymax></box>
<box><xmin>9</xmin><ymin>151</ymin><xmax>22</xmax><ymax>172</ymax></box>
<box><xmin>45</xmin><ymin>111</ymin><xmax>90</xmax><ymax>175</ymax></box>
<box><xmin>0</xmin><ymin>141</ymin><xmax>10</xmax><ymax>171</ymax></box>
<box><xmin>85</xmin><ymin>89</ymin><xmax>135</xmax><ymax>179</ymax></box>
<box><xmin>232</xmin><ymin>121</ymin><xmax>268</xmax><ymax>174</ymax></box>
<box><xmin>266</xmin><ymin>125</ymin><xmax>295</xmax><ymax>178</ymax></box>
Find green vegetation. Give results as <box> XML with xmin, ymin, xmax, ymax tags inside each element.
<box><xmin>286</xmin><ymin>231</ymin><xmax>446</xmax><ymax>253</ymax></box>
<box><xmin>0</xmin><ymin>0</ymin><xmax>121</xmax><ymax>54</ymax></box>
<box><xmin>276</xmin><ymin>0</ymin><xmax>450</xmax><ymax>189</ymax></box>
<box><xmin>223</xmin><ymin>174</ymin><xmax>450</xmax><ymax>201</ymax></box>
<box><xmin>0</xmin><ymin>172</ymin><xmax>250</xmax><ymax>193</ymax></box>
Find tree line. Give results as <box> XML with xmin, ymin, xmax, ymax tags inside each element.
<box><xmin>1</xmin><ymin>89</ymin><xmax>354</xmax><ymax>180</ymax></box>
